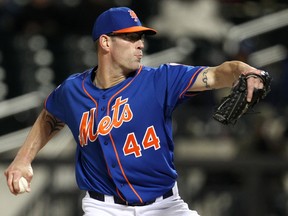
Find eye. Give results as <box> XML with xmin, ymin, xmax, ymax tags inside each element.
<box><xmin>107</xmin><ymin>33</ymin><xmax>145</xmax><ymax>42</ymax></box>
<box><xmin>125</xmin><ymin>33</ymin><xmax>144</xmax><ymax>42</ymax></box>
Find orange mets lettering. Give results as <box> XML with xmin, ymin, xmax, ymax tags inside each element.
<box><xmin>78</xmin><ymin>108</ymin><xmax>97</xmax><ymax>146</ymax></box>
<box><xmin>129</xmin><ymin>10</ymin><xmax>138</xmax><ymax>22</ymax></box>
<box><xmin>78</xmin><ymin>97</ymin><xmax>133</xmax><ymax>146</ymax></box>
<box><xmin>111</xmin><ymin>97</ymin><xmax>133</xmax><ymax>128</ymax></box>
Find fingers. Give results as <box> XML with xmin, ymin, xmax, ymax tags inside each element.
<box><xmin>25</xmin><ymin>167</ymin><xmax>33</xmax><ymax>192</ymax></box>
<box><xmin>5</xmin><ymin>172</ymin><xmax>21</xmax><ymax>195</ymax></box>
<box><xmin>5</xmin><ymin>171</ymin><xmax>14</xmax><ymax>194</ymax></box>
<box><xmin>26</xmin><ymin>180</ymin><xmax>32</xmax><ymax>193</ymax></box>
<box><xmin>246</xmin><ymin>76</ymin><xmax>264</xmax><ymax>102</ymax></box>
<box><xmin>4</xmin><ymin>165</ymin><xmax>33</xmax><ymax>195</ymax></box>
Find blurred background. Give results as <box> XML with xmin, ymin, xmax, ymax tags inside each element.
<box><xmin>0</xmin><ymin>0</ymin><xmax>288</xmax><ymax>215</ymax></box>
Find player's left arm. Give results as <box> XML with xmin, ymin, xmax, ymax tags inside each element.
<box><xmin>189</xmin><ymin>60</ymin><xmax>264</xmax><ymax>102</ymax></box>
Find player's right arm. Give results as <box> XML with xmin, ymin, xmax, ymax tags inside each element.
<box><xmin>4</xmin><ymin>109</ymin><xmax>65</xmax><ymax>195</ymax></box>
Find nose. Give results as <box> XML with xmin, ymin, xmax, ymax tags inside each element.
<box><xmin>137</xmin><ymin>39</ymin><xmax>144</xmax><ymax>50</ymax></box>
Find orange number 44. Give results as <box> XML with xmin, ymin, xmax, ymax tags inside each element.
<box><xmin>123</xmin><ymin>126</ymin><xmax>160</xmax><ymax>157</ymax></box>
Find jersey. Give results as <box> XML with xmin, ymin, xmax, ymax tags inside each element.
<box><xmin>44</xmin><ymin>63</ymin><xmax>207</xmax><ymax>203</ymax></box>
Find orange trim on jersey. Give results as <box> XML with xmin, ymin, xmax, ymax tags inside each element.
<box><xmin>44</xmin><ymin>98</ymin><xmax>48</xmax><ymax>110</ymax></box>
<box><xmin>80</xmin><ymin>72</ymin><xmax>100</xmax><ymax>143</ymax></box>
<box><xmin>183</xmin><ymin>92</ymin><xmax>199</xmax><ymax>97</ymax></box>
<box><xmin>116</xmin><ymin>188</ymin><xmax>126</xmax><ymax>201</ymax></box>
<box><xmin>106</xmin><ymin>65</ymin><xmax>143</xmax><ymax>113</ymax></box>
<box><xmin>82</xmin><ymin>71</ymin><xmax>117</xmax><ymax>182</ymax></box>
<box><xmin>109</xmin><ymin>133</ymin><xmax>143</xmax><ymax>203</ymax></box>
<box><xmin>82</xmin><ymin>72</ymin><xmax>99</xmax><ymax>111</ymax></box>
<box><xmin>179</xmin><ymin>66</ymin><xmax>206</xmax><ymax>99</ymax></box>
<box><xmin>106</xmin><ymin>66</ymin><xmax>144</xmax><ymax>203</ymax></box>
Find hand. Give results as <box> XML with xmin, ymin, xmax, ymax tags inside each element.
<box><xmin>243</xmin><ymin>70</ymin><xmax>264</xmax><ymax>102</ymax></box>
<box><xmin>4</xmin><ymin>161</ymin><xmax>33</xmax><ymax>195</ymax></box>
<box><xmin>213</xmin><ymin>69</ymin><xmax>271</xmax><ymax>125</ymax></box>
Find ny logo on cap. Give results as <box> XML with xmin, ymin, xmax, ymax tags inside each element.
<box><xmin>129</xmin><ymin>10</ymin><xmax>138</xmax><ymax>22</ymax></box>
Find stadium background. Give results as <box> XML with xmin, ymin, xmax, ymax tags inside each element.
<box><xmin>0</xmin><ymin>0</ymin><xmax>288</xmax><ymax>215</ymax></box>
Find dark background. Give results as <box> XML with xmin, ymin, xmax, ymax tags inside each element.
<box><xmin>0</xmin><ymin>0</ymin><xmax>288</xmax><ymax>215</ymax></box>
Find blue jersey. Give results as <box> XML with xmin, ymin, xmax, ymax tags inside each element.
<box><xmin>45</xmin><ymin>63</ymin><xmax>206</xmax><ymax>203</ymax></box>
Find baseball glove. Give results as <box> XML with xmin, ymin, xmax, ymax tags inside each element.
<box><xmin>213</xmin><ymin>71</ymin><xmax>271</xmax><ymax>125</ymax></box>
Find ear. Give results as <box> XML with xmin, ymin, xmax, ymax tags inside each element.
<box><xmin>98</xmin><ymin>35</ymin><xmax>111</xmax><ymax>51</ymax></box>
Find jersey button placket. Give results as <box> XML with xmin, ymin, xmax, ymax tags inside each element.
<box><xmin>98</xmin><ymin>94</ymin><xmax>117</xmax><ymax>178</ymax></box>
<box><xmin>99</xmin><ymin>94</ymin><xmax>107</xmax><ymax>114</ymax></box>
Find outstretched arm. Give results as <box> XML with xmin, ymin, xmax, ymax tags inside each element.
<box><xmin>4</xmin><ymin>109</ymin><xmax>65</xmax><ymax>195</ymax></box>
<box><xmin>190</xmin><ymin>61</ymin><xmax>264</xmax><ymax>102</ymax></box>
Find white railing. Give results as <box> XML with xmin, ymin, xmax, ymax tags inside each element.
<box><xmin>224</xmin><ymin>8</ymin><xmax>288</xmax><ymax>56</ymax></box>
<box><xmin>0</xmin><ymin>91</ymin><xmax>43</xmax><ymax>119</ymax></box>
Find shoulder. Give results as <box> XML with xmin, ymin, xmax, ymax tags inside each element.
<box><xmin>141</xmin><ymin>63</ymin><xmax>200</xmax><ymax>74</ymax></box>
<box><xmin>67</xmin><ymin>68</ymin><xmax>92</xmax><ymax>81</ymax></box>
<box><xmin>52</xmin><ymin>68</ymin><xmax>93</xmax><ymax>95</ymax></box>
<box><xmin>61</xmin><ymin>68</ymin><xmax>93</xmax><ymax>86</ymax></box>
<box><xmin>140</xmin><ymin>63</ymin><xmax>176</xmax><ymax>73</ymax></box>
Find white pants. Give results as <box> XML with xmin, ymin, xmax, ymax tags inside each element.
<box><xmin>82</xmin><ymin>184</ymin><xmax>200</xmax><ymax>216</ymax></box>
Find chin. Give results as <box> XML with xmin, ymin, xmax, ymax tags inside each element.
<box><xmin>131</xmin><ymin>63</ymin><xmax>141</xmax><ymax>70</ymax></box>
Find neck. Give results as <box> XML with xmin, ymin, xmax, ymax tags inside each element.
<box><xmin>93</xmin><ymin>67</ymin><xmax>128</xmax><ymax>89</ymax></box>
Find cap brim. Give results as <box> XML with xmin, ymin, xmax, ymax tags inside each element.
<box><xmin>113</xmin><ymin>26</ymin><xmax>157</xmax><ymax>35</ymax></box>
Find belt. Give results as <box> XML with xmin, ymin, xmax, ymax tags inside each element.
<box><xmin>88</xmin><ymin>188</ymin><xmax>174</xmax><ymax>206</ymax></box>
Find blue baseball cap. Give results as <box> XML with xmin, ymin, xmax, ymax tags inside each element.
<box><xmin>92</xmin><ymin>7</ymin><xmax>157</xmax><ymax>41</ymax></box>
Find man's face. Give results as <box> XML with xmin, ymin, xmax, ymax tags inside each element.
<box><xmin>108</xmin><ymin>32</ymin><xmax>145</xmax><ymax>73</ymax></box>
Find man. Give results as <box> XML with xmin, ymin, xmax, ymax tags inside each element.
<box><xmin>5</xmin><ymin>7</ymin><xmax>264</xmax><ymax>216</ymax></box>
